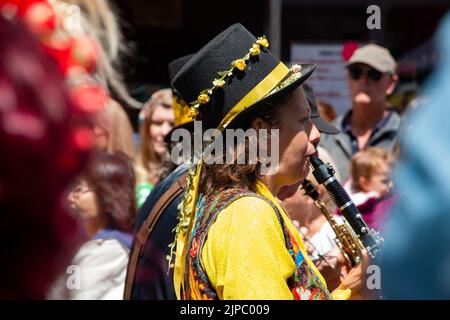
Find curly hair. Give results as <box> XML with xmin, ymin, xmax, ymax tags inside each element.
<box><xmin>83</xmin><ymin>151</ymin><xmax>136</xmax><ymax>232</ymax></box>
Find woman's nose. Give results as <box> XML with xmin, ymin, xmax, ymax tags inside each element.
<box><xmin>161</xmin><ymin>122</ymin><xmax>172</xmax><ymax>136</ymax></box>
<box><xmin>67</xmin><ymin>192</ymin><xmax>76</xmax><ymax>206</ymax></box>
<box><xmin>309</xmin><ymin>123</ymin><xmax>321</xmax><ymax>147</ymax></box>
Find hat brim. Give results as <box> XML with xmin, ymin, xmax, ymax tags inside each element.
<box><xmin>311</xmin><ymin>115</ymin><xmax>340</xmax><ymax>134</ymax></box>
<box><xmin>225</xmin><ymin>64</ymin><xmax>316</xmax><ymax>129</ymax></box>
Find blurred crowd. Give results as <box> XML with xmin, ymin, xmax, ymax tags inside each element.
<box><xmin>0</xmin><ymin>0</ymin><xmax>449</xmax><ymax>300</ymax></box>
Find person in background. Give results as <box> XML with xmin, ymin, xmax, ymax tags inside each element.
<box><xmin>344</xmin><ymin>147</ymin><xmax>395</xmax><ymax>231</ymax></box>
<box><xmin>382</xmin><ymin>11</ymin><xmax>450</xmax><ymax>299</ymax></box>
<box><xmin>49</xmin><ymin>152</ymin><xmax>136</xmax><ymax>299</ymax></box>
<box><xmin>320</xmin><ymin>44</ymin><xmax>401</xmax><ymax>182</ymax></box>
<box><xmin>94</xmin><ymin>97</ymin><xmax>136</xmax><ymax>160</ymax></box>
<box><xmin>135</xmin><ymin>89</ymin><xmax>175</xmax><ymax>207</ymax></box>
<box><xmin>126</xmin><ymin>54</ymin><xmax>195</xmax><ymax>300</ymax></box>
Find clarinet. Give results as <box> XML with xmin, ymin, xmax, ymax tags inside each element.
<box><xmin>309</xmin><ymin>156</ymin><xmax>384</xmax><ymax>259</ymax></box>
<box><xmin>302</xmin><ymin>179</ymin><xmax>364</xmax><ymax>267</ymax></box>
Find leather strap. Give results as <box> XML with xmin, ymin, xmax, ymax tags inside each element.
<box><xmin>123</xmin><ymin>172</ymin><xmax>188</xmax><ymax>300</ymax></box>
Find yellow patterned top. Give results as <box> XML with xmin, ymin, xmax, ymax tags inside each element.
<box><xmin>201</xmin><ymin>180</ymin><xmax>351</xmax><ymax>300</ymax></box>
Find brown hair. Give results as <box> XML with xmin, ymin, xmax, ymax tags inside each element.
<box><xmin>95</xmin><ymin>98</ymin><xmax>136</xmax><ymax>159</ymax></box>
<box><xmin>350</xmin><ymin>147</ymin><xmax>389</xmax><ymax>191</ymax></box>
<box><xmin>137</xmin><ymin>88</ymin><xmax>174</xmax><ymax>185</ymax></box>
<box><xmin>84</xmin><ymin>151</ymin><xmax>136</xmax><ymax>232</ymax></box>
<box><xmin>200</xmin><ymin>92</ymin><xmax>293</xmax><ymax>195</ymax></box>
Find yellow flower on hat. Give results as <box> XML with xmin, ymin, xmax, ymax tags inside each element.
<box><xmin>249</xmin><ymin>43</ymin><xmax>261</xmax><ymax>56</ymax></box>
<box><xmin>188</xmin><ymin>107</ymin><xmax>199</xmax><ymax>119</ymax></box>
<box><xmin>256</xmin><ymin>37</ymin><xmax>269</xmax><ymax>48</ymax></box>
<box><xmin>198</xmin><ymin>93</ymin><xmax>210</xmax><ymax>104</ymax></box>
<box><xmin>234</xmin><ymin>59</ymin><xmax>247</xmax><ymax>71</ymax></box>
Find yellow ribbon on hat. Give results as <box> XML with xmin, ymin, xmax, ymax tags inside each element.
<box><xmin>173</xmin><ymin>61</ymin><xmax>290</xmax><ymax>299</ymax></box>
<box><xmin>217</xmin><ymin>62</ymin><xmax>289</xmax><ymax>130</ymax></box>
<box><xmin>172</xmin><ymin>96</ymin><xmax>192</xmax><ymax>127</ymax></box>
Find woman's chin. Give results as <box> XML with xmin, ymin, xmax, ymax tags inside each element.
<box><xmin>277</xmin><ymin>181</ymin><xmax>302</xmax><ymax>200</ymax></box>
<box><xmin>153</xmin><ymin>145</ymin><xmax>167</xmax><ymax>157</ymax></box>
<box><xmin>298</xmin><ymin>162</ymin><xmax>310</xmax><ymax>180</ymax></box>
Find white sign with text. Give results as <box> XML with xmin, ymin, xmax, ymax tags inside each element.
<box><xmin>291</xmin><ymin>43</ymin><xmax>353</xmax><ymax>116</ymax></box>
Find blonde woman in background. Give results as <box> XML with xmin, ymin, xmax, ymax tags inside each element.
<box><xmin>93</xmin><ymin>97</ymin><xmax>136</xmax><ymax>160</ymax></box>
<box><xmin>135</xmin><ymin>89</ymin><xmax>175</xmax><ymax>207</ymax></box>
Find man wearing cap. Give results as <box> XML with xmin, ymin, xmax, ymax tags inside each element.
<box><xmin>320</xmin><ymin>44</ymin><xmax>401</xmax><ymax>182</ymax></box>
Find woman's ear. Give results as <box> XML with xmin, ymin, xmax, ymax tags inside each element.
<box><xmin>251</xmin><ymin>117</ymin><xmax>270</xmax><ymax>132</ymax></box>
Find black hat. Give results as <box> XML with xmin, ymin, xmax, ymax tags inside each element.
<box><xmin>172</xmin><ymin>23</ymin><xmax>315</xmax><ymax>131</ymax></box>
<box><xmin>303</xmin><ymin>83</ymin><xmax>340</xmax><ymax>134</ymax></box>
<box><xmin>165</xmin><ymin>54</ymin><xmax>196</xmax><ymax>144</ymax></box>
<box><xmin>167</xmin><ymin>54</ymin><xmax>195</xmax><ymax>128</ymax></box>
<box><xmin>168</xmin><ymin>54</ymin><xmax>194</xmax><ymax>84</ymax></box>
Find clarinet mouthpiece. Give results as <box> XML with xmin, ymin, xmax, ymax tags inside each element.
<box><xmin>309</xmin><ymin>156</ymin><xmax>323</xmax><ymax>169</ymax></box>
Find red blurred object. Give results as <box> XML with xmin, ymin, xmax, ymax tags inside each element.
<box><xmin>342</xmin><ymin>41</ymin><xmax>359</xmax><ymax>61</ymax></box>
<box><xmin>21</xmin><ymin>0</ymin><xmax>57</xmax><ymax>35</ymax></box>
<box><xmin>0</xmin><ymin>14</ymin><xmax>92</xmax><ymax>299</ymax></box>
<box><xmin>69</xmin><ymin>35</ymin><xmax>99</xmax><ymax>74</ymax></box>
<box><xmin>1</xmin><ymin>0</ymin><xmax>99</xmax><ymax>76</ymax></box>
<box><xmin>40</xmin><ymin>37</ymin><xmax>73</xmax><ymax>74</ymax></box>
<box><xmin>71</xmin><ymin>83</ymin><xmax>108</xmax><ymax>113</ymax></box>
<box><xmin>72</xmin><ymin>126</ymin><xmax>96</xmax><ymax>151</ymax></box>
<box><xmin>0</xmin><ymin>0</ymin><xmax>57</xmax><ymax>35</ymax></box>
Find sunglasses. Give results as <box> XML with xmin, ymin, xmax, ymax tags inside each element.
<box><xmin>348</xmin><ymin>66</ymin><xmax>384</xmax><ymax>82</ymax></box>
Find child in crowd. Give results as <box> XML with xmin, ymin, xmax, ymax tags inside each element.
<box><xmin>345</xmin><ymin>147</ymin><xmax>395</xmax><ymax>230</ymax></box>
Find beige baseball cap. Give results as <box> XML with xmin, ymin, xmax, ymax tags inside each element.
<box><xmin>346</xmin><ymin>44</ymin><xmax>397</xmax><ymax>74</ymax></box>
